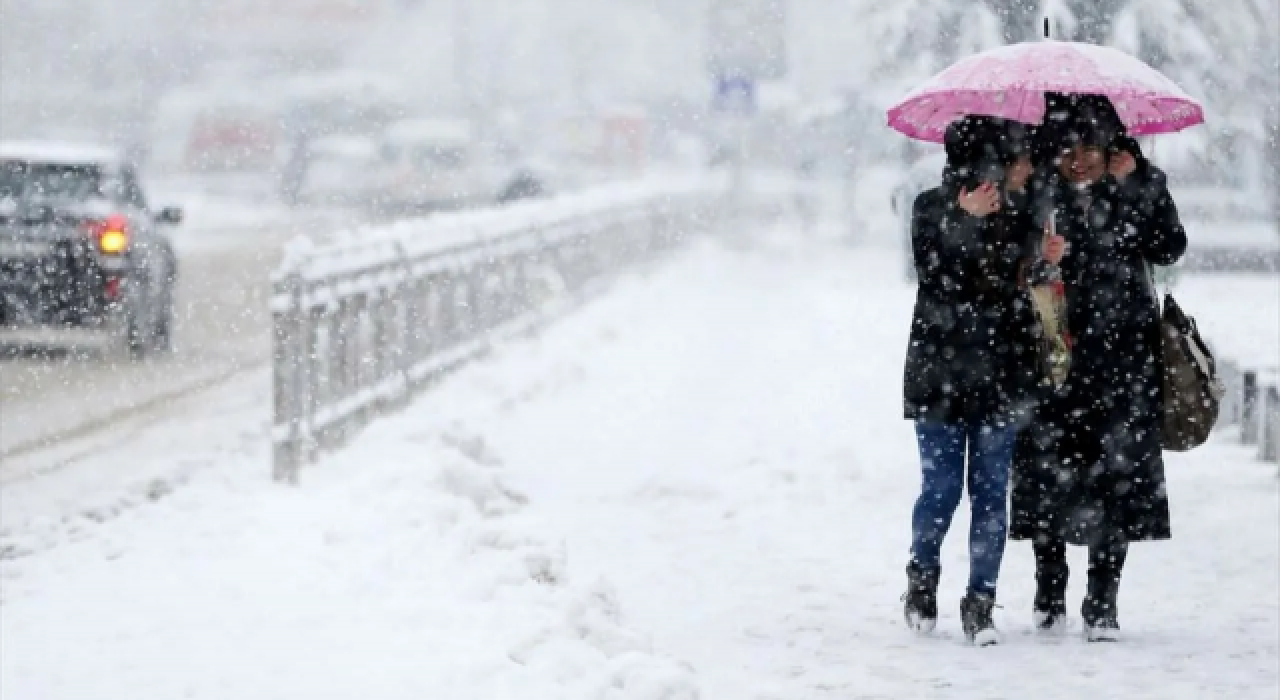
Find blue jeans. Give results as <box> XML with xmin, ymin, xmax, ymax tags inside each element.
<box><xmin>910</xmin><ymin>421</ymin><xmax>1018</xmax><ymax>597</ymax></box>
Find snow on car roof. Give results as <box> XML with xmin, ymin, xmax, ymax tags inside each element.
<box><xmin>280</xmin><ymin>72</ymin><xmax>408</xmax><ymax>103</ymax></box>
<box><xmin>0</xmin><ymin>140</ymin><xmax>123</xmax><ymax>167</ymax></box>
<box><xmin>309</xmin><ymin>135</ymin><xmax>380</xmax><ymax>158</ymax></box>
<box><xmin>383</xmin><ymin>118</ymin><xmax>474</xmax><ymax>145</ymax></box>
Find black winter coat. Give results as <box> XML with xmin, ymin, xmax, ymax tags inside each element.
<box><xmin>1011</xmin><ymin>161</ymin><xmax>1188</xmax><ymax>545</ymax></box>
<box><xmin>903</xmin><ymin>184</ymin><xmax>1042</xmax><ymax>427</ymax></box>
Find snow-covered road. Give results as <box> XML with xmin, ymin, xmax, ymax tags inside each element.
<box><xmin>1</xmin><ymin>228</ymin><xmax>1276</xmax><ymax>699</ymax></box>
<box><xmin>0</xmin><ymin>188</ymin><xmax>357</xmax><ymax>460</ymax></box>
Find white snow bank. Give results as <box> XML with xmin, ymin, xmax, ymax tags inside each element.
<box><xmin>1</xmin><ymin>389</ymin><xmax>698</xmax><ymax>699</ymax></box>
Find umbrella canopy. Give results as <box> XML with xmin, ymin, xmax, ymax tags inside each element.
<box><xmin>887</xmin><ymin>40</ymin><xmax>1205</xmax><ymax>143</ymax></box>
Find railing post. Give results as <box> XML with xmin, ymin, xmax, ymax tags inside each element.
<box><xmin>1261</xmin><ymin>385</ymin><xmax>1279</xmax><ymax>463</ymax></box>
<box><xmin>438</xmin><ymin>270</ymin><xmax>458</xmax><ymax>350</ymax></box>
<box><xmin>371</xmin><ymin>286</ymin><xmax>390</xmax><ymax>409</ymax></box>
<box><xmin>348</xmin><ymin>293</ymin><xmax>367</xmax><ymax>432</ymax></box>
<box><xmin>418</xmin><ymin>274</ymin><xmax>441</xmax><ymax>373</ymax></box>
<box><xmin>512</xmin><ymin>248</ymin><xmax>532</xmax><ymax>316</ymax></box>
<box><xmin>1219</xmin><ymin>359</ymin><xmax>1241</xmax><ymax>425</ymax></box>
<box><xmin>304</xmin><ymin>304</ymin><xmax>321</xmax><ymax>464</ymax></box>
<box><xmin>468</xmin><ymin>261</ymin><xmax>486</xmax><ymax>335</ymax></box>
<box><xmin>415</xmin><ymin>274</ymin><xmax>431</xmax><ymax>361</ymax></box>
<box><xmin>395</xmin><ymin>243</ymin><xmax>416</xmax><ymax>397</ymax></box>
<box><xmin>496</xmin><ymin>251</ymin><xmax>517</xmax><ymax>323</ymax></box>
<box><xmin>272</xmin><ymin>271</ymin><xmax>303</xmax><ymax>483</ymax></box>
<box><xmin>1242</xmin><ymin>371</ymin><xmax>1259</xmax><ymax>445</ymax></box>
<box><xmin>327</xmin><ymin>298</ymin><xmax>347</xmax><ymax>447</ymax></box>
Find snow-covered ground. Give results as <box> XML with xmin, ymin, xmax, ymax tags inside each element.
<box><xmin>1175</xmin><ymin>274</ymin><xmax>1279</xmax><ymax>371</ymax></box>
<box><xmin>1</xmin><ymin>222</ymin><xmax>1276</xmax><ymax>698</ymax></box>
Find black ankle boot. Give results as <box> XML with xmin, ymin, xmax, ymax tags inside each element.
<box><xmin>960</xmin><ymin>591</ymin><xmax>1000</xmax><ymax>646</ymax></box>
<box><xmin>1034</xmin><ymin>594</ymin><xmax>1068</xmax><ymax>633</ymax></box>
<box><xmin>1082</xmin><ymin>571</ymin><xmax>1121</xmax><ymax>642</ymax></box>
<box><xmin>1083</xmin><ymin>538</ymin><xmax>1126</xmax><ymax>642</ymax></box>
<box><xmin>1032</xmin><ymin>536</ymin><xmax>1069</xmax><ymax>632</ymax></box>
<box><xmin>1033</xmin><ymin>571</ymin><xmax>1068</xmax><ymax>633</ymax></box>
<box><xmin>1082</xmin><ymin>595</ymin><xmax>1121</xmax><ymax>642</ymax></box>
<box><xmin>903</xmin><ymin>562</ymin><xmax>939</xmax><ymax>633</ymax></box>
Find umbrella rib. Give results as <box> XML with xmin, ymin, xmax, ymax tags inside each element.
<box><xmin>1013</xmin><ymin>81</ymin><xmax>1043</xmax><ymax>127</ymax></box>
<box><xmin>955</xmin><ymin>56</ymin><xmax>996</xmax><ymax>117</ymax></box>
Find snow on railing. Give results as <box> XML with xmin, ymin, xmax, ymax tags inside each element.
<box><xmin>270</xmin><ymin>176</ymin><xmax>724</xmax><ymax>482</ymax></box>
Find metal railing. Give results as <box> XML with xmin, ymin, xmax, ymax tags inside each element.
<box><xmin>1216</xmin><ymin>359</ymin><xmax>1279</xmax><ymax>465</ymax></box>
<box><xmin>270</xmin><ymin>179</ymin><xmax>722</xmax><ymax>482</ymax></box>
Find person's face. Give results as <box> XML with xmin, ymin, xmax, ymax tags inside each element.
<box><xmin>1006</xmin><ymin>154</ymin><xmax>1033</xmax><ymax>192</ymax></box>
<box><xmin>1058</xmin><ymin>144</ymin><xmax>1106</xmax><ymax>185</ymax></box>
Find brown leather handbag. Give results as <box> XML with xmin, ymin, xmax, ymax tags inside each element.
<box><xmin>1157</xmin><ymin>291</ymin><xmax>1223</xmax><ymax>451</ymax></box>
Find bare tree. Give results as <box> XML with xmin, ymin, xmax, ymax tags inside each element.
<box><xmin>1063</xmin><ymin>0</ymin><xmax>1128</xmax><ymax>43</ymax></box>
<box><xmin>1254</xmin><ymin>4</ymin><xmax>1280</xmax><ymax>228</ymax></box>
<box><xmin>983</xmin><ymin>0</ymin><xmax>1042</xmax><ymax>43</ymax></box>
<box><xmin>982</xmin><ymin>0</ymin><xmax>1130</xmax><ymax>45</ymax></box>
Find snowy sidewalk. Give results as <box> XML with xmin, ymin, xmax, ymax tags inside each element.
<box><xmin>2</xmin><ymin>232</ymin><xmax>1277</xmax><ymax>699</ymax></box>
<box><xmin>453</xmin><ymin>234</ymin><xmax>1278</xmax><ymax>698</ymax></box>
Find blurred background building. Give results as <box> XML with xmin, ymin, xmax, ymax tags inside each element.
<box><xmin>1</xmin><ymin>0</ymin><xmax>1275</xmax><ymax>218</ymax></box>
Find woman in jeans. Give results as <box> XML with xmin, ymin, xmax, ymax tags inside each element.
<box><xmin>901</xmin><ymin>116</ymin><xmax>1060</xmax><ymax>645</ymax></box>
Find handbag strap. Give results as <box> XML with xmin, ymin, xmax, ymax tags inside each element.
<box><xmin>1144</xmin><ymin>262</ymin><xmax>1168</xmax><ymax>313</ymax></box>
<box><xmin>1148</xmin><ymin>265</ymin><xmax>1217</xmax><ymax>380</ymax></box>
<box><xmin>1185</xmin><ymin>330</ymin><xmax>1215</xmax><ymax>378</ymax></box>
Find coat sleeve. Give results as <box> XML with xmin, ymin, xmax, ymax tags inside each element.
<box><xmin>1000</xmin><ymin>207</ymin><xmax>1040</xmax><ymax>292</ymax></box>
<box><xmin>1112</xmin><ymin>166</ymin><xmax>1188</xmax><ymax>266</ymax></box>
<box><xmin>911</xmin><ymin>189</ymin><xmax>994</xmax><ymax>302</ymax></box>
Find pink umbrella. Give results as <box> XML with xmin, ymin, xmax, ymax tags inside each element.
<box><xmin>887</xmin><ymin>40</ymin><xmax>1205</xmax><ymax>143</ymax></box>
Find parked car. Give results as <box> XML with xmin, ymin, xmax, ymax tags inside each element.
<box><xmin>0</xmin><ymin>141</ymin><xmax>181</xmax><ymax>357</ymax></box>
<box><xmin>289</xmin><ymin>135</ymin><xmax>389</xmax><ymax>208</ymax></box>
<box><xmin>375</xmin><ymin>117</ymin><xmax>548</xmax><ymax>214</ymax></box>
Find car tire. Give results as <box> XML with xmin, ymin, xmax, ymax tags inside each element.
<box><xmin>116</xmin><ymin>309</ymin><xmax>149</xmax><ymax>361</ymax></box>
<box><xmin>147</xmin><ymin>255</ymin><xmax>176</xmax><ymax>355</ymax></box>
<box><xmin>120</xmin><ymin>274</ymin><xmax>164</xmax><ymax>361</ymax></box>
<box><xmin>150</xmin><ymin>296</ymin><xmax>173</xmax><ymax>355</ymax></box>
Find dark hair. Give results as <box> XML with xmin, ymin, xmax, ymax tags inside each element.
<box><xmin>942</xmin><ymin>116</ymin><xmax>1030</xmax><ymax>191</ymax></box>
<box><xmin>1040</xmin><ymin>93</ymin><xmax>1127</xmax><ymax>156</ymax></box>
<box><xmin>1108</xmin><ymin>134</ymin><xmax>1143</xmax><ymax>160</ymax></box>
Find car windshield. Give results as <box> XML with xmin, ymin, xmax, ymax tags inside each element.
<box><xmin>0</xmin><ymin>160</ymin><xmax>112</xmax><ymax>202</ymax></box>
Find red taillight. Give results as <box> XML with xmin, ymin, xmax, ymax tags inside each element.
<box><xmin>86</xmin><ymin>214</ymin><xmax>130</xmax><ymax>254</ymax></box>
<box><xmin>104</xmin><ymin>276</ymin><xmax>122</xmax><ymax>301</ymax></box>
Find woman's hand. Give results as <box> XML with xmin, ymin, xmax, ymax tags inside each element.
<box><xmin>1109</xmin><ymin>151</ymin><xmax>1137</xmax><ymax>181</ymax></box>
<box><xmin>1042</xmin><ymin>226</ymin><xmax>1067</xmax><ymax>265</ymax></box>
<box><xmin>958</xmin><ymin>182</ymin><xmax>1001</xmax><ymax>217</ymax></box>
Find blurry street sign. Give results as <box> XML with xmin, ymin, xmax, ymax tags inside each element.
<box><xmin>712</xmin><ymin>76</ymin><xmax>756</xmax><ymax>115</ymax></box>
<box><xmin>706</xmin><ymin>0</ymin><xmax>787</xmax><ymax>80</ymax></box>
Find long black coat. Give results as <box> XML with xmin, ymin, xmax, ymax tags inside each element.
<box><xmin>1011</xmin><ymin>161</ymin><xmax>1188</xmax><ymax>545</ymax></box>
<box><xmin>903</xmin><ymin>184</ymin><xmax>1042</xmax><ymax>427</ymax></box>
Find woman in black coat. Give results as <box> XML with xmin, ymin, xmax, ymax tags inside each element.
<box><xmin>1011</xmin><ymin>102</ymin><xmax>1188</xmax><ymax>641</ymax></box>
<box><xmin>901</xmin><ymin>116</ymin><xmax>1047</xmax><ymax>644</ymax></box>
